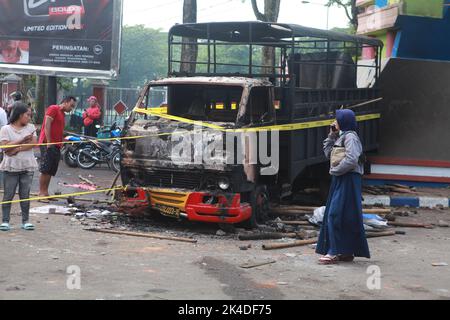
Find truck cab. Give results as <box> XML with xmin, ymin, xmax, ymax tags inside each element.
<box><xmin>121</xmin><ymin>77</ymin><xmax>277</xmax><ymax>227</ymax></box>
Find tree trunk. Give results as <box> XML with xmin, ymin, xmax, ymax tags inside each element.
<box><xmin>250</xmin><ymin>0</ymin><xmax>281</xmax><ymax>76</ymax></box>
<box><xmin>180</xmin><ymin>0</ymin><xmax>198</xmax><ymax>74</ymax></box>
<box><xmin>351</xmin><ymin>0</ymin><xmax>358</xmax><ymax>29</ymax></box>
<box><xmin>35</xmin><ymin>75</ymin><xmax>46</xmax><ymax>125</ymax></box>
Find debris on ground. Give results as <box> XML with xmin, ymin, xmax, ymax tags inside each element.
<box><xmin>438</xmin><ymin>220</ymin><xmax>449</xmax><ymax>228</ymax></box>
<box><xmin>216</xmin><ymin>229</ymin><xmax>227</xmax><ymax>236</ymax></box>
<box><xmin>238</xmin><ymin>232</ymin><xmax>298</xmax><ymax>241</ymax></box>
<box><xmin>388</xmin><ymin>221</ymin><xmax>434</xmax><ymax>229</ymax></box>
<box><xmin>363</xmin><ymin>184</ymin><xmax>417</xmax><ymax>195</ymax></box>
<box><xmin>239</xmin><ymin>260</ymin><xmax>276</xmax><ymax>269</ymax></box>
<box><xmin>85</xmin><ymin>228</ymin><xmax>197</xmax><ymax>243</ymax></box>
<box><xmin>432</xmin><ymin>262</ymin><xmax>448</xmax><ymax>267</ymax></box>
<box><xmin>262</xmin><ymin>239</ymin><xmax>319</xmax><ymax>251</ymax></box>
<box><xmin>30</xmin><ymin>205</ymin><xmax>74</xmax><ymax>216</ymax></box>
<box><xmin>59</xmin><ymin>182</ymin><xmax>97</xmax><ymax>191</ymax></box>
<box><xmin>78</xmin><ymin>175</ymin><xmax>98</xmax><ymax>187</ymax></box>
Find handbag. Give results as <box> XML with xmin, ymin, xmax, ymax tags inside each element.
<box><xmin>330</xmin><ymin>146</ymin><xmax>346</xmax><ymax>168</ymax></box>
<box><xmin>330</xmin><ymin>132</ymin><xmax>366</xmax><ymax>169</ymax></box>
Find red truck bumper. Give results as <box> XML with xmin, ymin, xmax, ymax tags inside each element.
<box><xmin>184</xmin><ymin>192</ymin><xmax>252</xmax><ymax>224</ymax></box>
<box><xmin>119</xmin><ymin>188</ymin><xmax>252</xmax><ymax>224</ymax></box>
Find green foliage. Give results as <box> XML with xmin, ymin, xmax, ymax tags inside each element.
<box><xmin>116</xmin><ymin>25</ymin><xmax>168</xmax><ymax>88</ymax></box>
<box><xmin>326</xmin><ymin>0</ymin><xmax>357</xmax><ymax>29</ymax></box>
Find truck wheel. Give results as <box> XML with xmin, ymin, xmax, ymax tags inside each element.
<box><xmin>245</xmin><ymin>185</ymin><xmax>270</xmax><ymax>229</ymax></box>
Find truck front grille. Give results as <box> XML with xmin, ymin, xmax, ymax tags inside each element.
<box><xmin>143</xmin><ymin>170</ymin><xmax>202</xmax><ymax>190</ymax></box>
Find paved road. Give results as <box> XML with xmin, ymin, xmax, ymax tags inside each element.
<box><xmin>0</xmin><ymin>163</ymin><xmax>450</xmax><ymax>300</ymax></box>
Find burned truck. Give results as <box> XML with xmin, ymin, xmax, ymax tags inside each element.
<box><xmin>120</xmin><ymin>22</ymin><xmax>383</xmax><ymax>228</ymax></box>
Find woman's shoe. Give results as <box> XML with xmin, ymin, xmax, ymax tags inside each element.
<box><xmin>318</xmin><ymin>255</ymin><xmax>339</xmax><ymax>265</ymax></box>
<box><xmin>21</xmin><ymin>223</ymin><xmax>35</xmax><ymax>231</ymax></box>
<box><xmin>0</xmin><ymin>223</ymin><xmax>11</xmax><ymax>232</ymax></box>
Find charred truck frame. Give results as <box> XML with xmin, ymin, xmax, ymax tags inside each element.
<box><xmin>120</xmin><ymin>22</ymin><xmax>383</xmax><ymax>228</ymax></box>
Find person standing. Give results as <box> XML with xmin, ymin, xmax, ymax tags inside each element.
<box><xmin>0</xmin><ymin>106</ymin><xmax>8</xmax><ymax>187</ymax></box>
<box><xmin>0</xmin><ymin>104</ymin><xmax>38</xmax><ymax>231</ymax></box>
<box><xmin>6</xmin><ymin>92</ymin><xmax>23</xmax><ymax>119</ymax></box>
<box><xmin>82</xmin><ymin>96</ymin><xmax>102</xmax><ymax>137</ymax></box>
<box><xmin>38</xmin><ymin>97</ymin><xmax>77</xmax><ymax>202</ymax></box>
<box><xmin>316</xmin><ymin>109</ymin><xmax>370</xmax><ymax>264</ymax></box>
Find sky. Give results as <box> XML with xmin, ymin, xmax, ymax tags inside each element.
<box><xmin>122</xmin><ymin>0</ymin><xmax>350</xmax><ymax>31</ymax></box>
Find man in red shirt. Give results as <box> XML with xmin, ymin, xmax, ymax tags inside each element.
<box><xmin>38</xmin><ymin>96</ymin><xmax>77</xmax><ymax>201</ymax></box>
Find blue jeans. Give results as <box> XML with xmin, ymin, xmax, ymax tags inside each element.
<box><xmin>2</xmin><ymin>171</ymin><xmax>34</xmax><ymax>224</ymax></box>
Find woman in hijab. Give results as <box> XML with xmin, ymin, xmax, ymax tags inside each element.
<box><xmin>316</xmin><ymin>109</ymin><xmax>370</xmax><ymax>265</ymax></box>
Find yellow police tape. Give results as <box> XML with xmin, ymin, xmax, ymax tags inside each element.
<box><xmin>133</xmin><ymin>107</ymin><xmax>381</xmax><ymax>133</ymax></box>
<box><xmin>0</xmin><ymin>109</ymin><xmax>380</xmax><ymax>150</ymax></box>
<box><xmin>0</xmin><ymin>132</ymin><xmax>179</xmax><ymax>150</ymax></box>
<box><xmin>0</xmin><ymin>187</ymin><xmax>125</xmax><ymax>206</ymax></box>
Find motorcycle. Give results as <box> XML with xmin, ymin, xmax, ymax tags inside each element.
<box><xmin>61</xmin><ymin>134</ymin><xmax>89</xmax><ymax>168</ymax></box>
<box><xmin>76</xmin><ymin>123</ymin><xmax>122</xmax><ymax>172</ymax></box>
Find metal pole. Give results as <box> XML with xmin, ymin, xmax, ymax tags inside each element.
<box><xmin>326</xmin><ymin>6</ymin><xmax>330</xmax><ymax>30</ymax></box>
<box><xmin>47</xmin><ymin>76</ymin><xmax>57</xmax><ymax>105</ymax></box>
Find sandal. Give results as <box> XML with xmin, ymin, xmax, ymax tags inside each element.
<box><xmin>21</xmin><ymin>223</ymin><xmax>35</xmax><ymax>231</ymax></box>
<box><xmin>338</xmin><ymin>255</ymin><xmax>355</xmax><ymax>262</ymax></box>
<box><xmin>0</xmin><ymin>223</ymin><xmax>11</xmax><ymax>232</ymax></box>
<box><xmin>319</xmin><ymin>255</ymin><xmax>339</xmax><ymax>265</ymax></box>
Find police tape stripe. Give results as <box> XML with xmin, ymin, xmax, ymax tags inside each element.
<box><xmin>0</xmin><ymin>133</ymin><xmax>173</xmax><ymax>150</ymax></box>
<box><xmin>0</xmin><ymin>112</ymin><xmax>380</xmax><ymax>150</ymax></box>
<box><xmin>0</xmin><ymin>187</ymin><xmax>125</xmax><ymax>206</ymax></box>
<box><xmin>133</xmin><ymin>108</ymin><xmax>381</xmax><ymax>132</ymax></box>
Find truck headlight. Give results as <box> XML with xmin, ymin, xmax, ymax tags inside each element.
<box><xmin>218</xmin><ymin>178</ymin><xmax>230</xmax><ymax>190</ymax></box>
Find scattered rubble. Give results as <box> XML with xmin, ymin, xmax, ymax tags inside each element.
<box><xmin>239</xmin><ymin>260</ymin><xmax>276</xmax><ymax>269</ymax></box>
<box><xmin>432</xmin><ymin>262</ymin><xmax>448</xmax><ymax>267</ymax></box>
<box><xmin>364</xmin><ymin>184</ymin><xmax>417</xmax><ymax>195</ymax></box>
<box><xmin>216</xmin><ymin>230</ymin><xmax>227</xmax><ymax>237</ymax></box>
<box><xmin>438</xmin><ymin>220</ymin><xmax>449</xmax><ymax>228</ymax></box>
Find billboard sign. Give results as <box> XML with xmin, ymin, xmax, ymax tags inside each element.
<box><xmin>0</xmin><ymin>0</ymin><xmax>122</xmax><ymax>79</ymax></box>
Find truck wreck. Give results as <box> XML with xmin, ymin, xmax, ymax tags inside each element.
<box><xmin>119</xmin><ymin>22</ymin><xmax>383</xmax><ymax>228</ymax></box>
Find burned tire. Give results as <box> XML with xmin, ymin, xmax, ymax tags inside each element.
<box><xmin>243</xmin><ymin>185</ymin><xmax>271</xmax><ymax>229</ymax></box>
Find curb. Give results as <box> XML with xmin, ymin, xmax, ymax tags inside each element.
<box><xmin>363</xmin><ymin>195</ymin><xmax>450</xmax><ymax>209</ymax></box>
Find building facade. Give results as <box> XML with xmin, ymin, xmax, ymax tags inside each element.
<box><xmin>356</xmin><ymin>0</ymin><xmax>450</xmax><ymax>185</ymax></box>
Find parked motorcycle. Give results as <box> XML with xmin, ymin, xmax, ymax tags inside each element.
<box><xmin>61</xmin><ymin>134</ymin><xmax>89</xmax><ymax>168</ymax></box>
<box><xmin>76</xmin><ymin>123</ymin><xmax>122</xmax><ymax>172</ymax></box>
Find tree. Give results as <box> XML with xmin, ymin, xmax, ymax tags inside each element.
<box><xmin>250</xmin><ymin>0</ymin><xmax>281</xmax><ymax>22</ymax></box>
<box><xmin>180</xmin><ymin>0</ymin><xmax>198</xmax><ymax>74</ymax></box>
<box><xmin>250</xmin><ymin>0</ymin><xmax>281</xmax><ymax>76</ymax></box>
<box><xmin>116</xmin><ymin>25</ymin><xmax>167</xmax><ymax>88</ymax></box>
<box><xmin>326</xmin><ymin>0</ymin><xmax>358</xmax><ymax>30</ymax></box>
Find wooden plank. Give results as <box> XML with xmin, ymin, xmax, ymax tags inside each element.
<box><xmin>238</xmin><ymin>233</ymin><xmax>298</xmax><ymax>241</ymax></box>
<box><xmin>85</xmin><ymin>228</ymin><xmax>197</xmax><ymax>243</ymax></box>
<box><xmin>388</xmin><ymin>221</ymin><xmax>434</xmax><ymax>229</ymax></box>
<box><xmin>262</xmin><ymin>238</ymin><xmax>318</xmax><ymax>250</ymax></box>
<box><xmin>239</xmin><ymin>260</ymin><xmax>276</xmax><ymax>269</ymax></box>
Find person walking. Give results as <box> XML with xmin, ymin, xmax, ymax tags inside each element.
<box><xmin>0</xmin><ymin>104</ymin><xmax>38</xmax><ymax>231</ymax></box>
<box><xmin>82</xmin><ymin>96</ymin><xmax>102</xmax><ymax>137</ymax></box>
<box><xmin>316</xmin><ymin>109</ymin><xmax>370</xmax><ymax>265</ymax></box>
<box><xmin>38</xmin><ymin>97</ymin><xmax>77</xmax><ymax>202</ymax></box>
